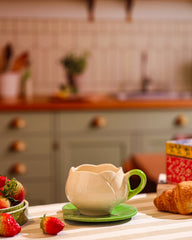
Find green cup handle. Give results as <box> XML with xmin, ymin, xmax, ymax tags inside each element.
<box><xmin>126</xmin><ymin>169</ymin><xmax>147</xmax><ymax>200</ymax></box>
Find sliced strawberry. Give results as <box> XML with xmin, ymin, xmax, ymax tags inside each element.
<box><xmin>0</xmin><ymin>196</ymin><xmax>11</xmax><ymax>209</ymax></box>
<box><xmin>0</xmin><ymin>213</ymin><xmax>21</xmax><ymax>237</ymax></box>
<box><xmin>40</xmin><ymin>214</ymin><xmax>65</xmax><ymax>235</ymax></box>
<box><xmin>2</xmin><ymin>178</ymin><xmax>25</xmax><ymax>203</ymax></box>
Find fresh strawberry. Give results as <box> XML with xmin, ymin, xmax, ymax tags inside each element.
<box><xmin>0</xmin><ymin>213</ymin><xmax>21</xmax><ymax>237</ymax></box>
<box><xmin>40</xmin><ymin>214</ymin><xmax>65</xmax><ymax>235</ymax></box>
<box><xmin>2</xmin><ymin>178</ymin><xmax>25</xmax><ymax>203</ymax></box>
<box><xmin>0</xmin><ymin>196</ymin><xmax>11</xmax><ymax>209</ymax></box>
<box><xmin>0</xmin><ymin>176</ymin><xmax>10</xmax><ymax>188</ymax></box>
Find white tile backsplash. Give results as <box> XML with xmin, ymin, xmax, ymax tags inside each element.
<box><xmin>0</xmin><ymin>18</ymin><xmax>191</xmax><ymax>96</ymax></box>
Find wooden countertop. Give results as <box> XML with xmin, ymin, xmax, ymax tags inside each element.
<box><xmin>1</xmin><ymin>96</ymin><xmax>192</xmax><ymax>111</ymax></box>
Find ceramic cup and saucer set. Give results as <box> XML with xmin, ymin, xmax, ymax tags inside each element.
<box><xmin>62</xmin><ymin>164</ymin><xmax>147</xmax><ymax>223</ymax></box>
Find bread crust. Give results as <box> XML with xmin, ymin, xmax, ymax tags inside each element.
<box><xmin>154</xmin><ymin>181</ymin><xmax>192</xmax><ymax>214</ymax></box>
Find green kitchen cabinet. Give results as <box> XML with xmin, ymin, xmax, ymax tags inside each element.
<box><xmin>56</xmin><ymin>109</ymin><xmax>192</xmax><ymax>202</ymax></box>
<box><xmin>1</xmin><ymin>108</ymin><xmax>192</xmax><ymax>204</ymax></box>
<box><xmin>56</xmin><ymin>111</ymin><xmax>135</xmax><ymax>201</ymax></box>
<box><xmin>0</xmin><ymin>112</ymin><xmax>55</xmax><ymax>206</ymax></box>
<box><xmin>135</xmin><ymin>110</ymin><xmax>192</xmax><ymax>153</ymax></box>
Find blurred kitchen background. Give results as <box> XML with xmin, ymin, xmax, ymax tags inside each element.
<box><xmin>0</xmin><ymin>0</ymin><xmax>192</xmax><ymax>205</ymax></box>
<box><xmin>0</xmin><ymin>0</ymin><xmax>192</xmax><ymax>96</ymax></box>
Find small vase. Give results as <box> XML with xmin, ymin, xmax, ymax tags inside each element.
<box><xmin>0</xmin><ymin>72</ymin><xmax>20</xmax><ymax>100</ymax></box>
<box><xmin>67</xmin><ymin>73</ymin><xmax>82</xmax><ymax>94</ymax></box>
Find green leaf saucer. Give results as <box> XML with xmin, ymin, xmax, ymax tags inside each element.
<box><xmin>62</xmin><ymin>203</ymin><xmax>137</xmax><ymax>223</ymax></box>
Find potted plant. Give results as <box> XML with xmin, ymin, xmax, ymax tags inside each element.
<box><xmin>60</xmin><ymin>52</ymin><xmax>89</xmax><ymax>93</ymax></box>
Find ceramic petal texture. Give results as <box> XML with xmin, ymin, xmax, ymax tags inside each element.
<box><xmin>66</xmin><ymin>170</ymin><xmax>116</xmax><ymax>215</ymax></box>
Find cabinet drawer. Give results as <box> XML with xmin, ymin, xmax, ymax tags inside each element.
<box><xmin>59</xmin><ymin>110</ymin><xmax>192</xmax><ymax>133</ymax></box>
<box><xmin>0</xmin><ymin>112</ymin><xmax>52</xmax><ymax>134</ymax></box>
<box><xmin>0</xmin><ymin>157</ymin><xmax>51</xmax><ymax>178</ymax></box>
<box><xmin>0</xmin><ymin>136</ymin><xmax>51</xmax><ymax>156</ymax></box>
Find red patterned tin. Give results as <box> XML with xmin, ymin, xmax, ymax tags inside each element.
<box><xmin>166</xmin><ymin>155</ymin><xmax>192</xmax><ymax>184</ymax></box>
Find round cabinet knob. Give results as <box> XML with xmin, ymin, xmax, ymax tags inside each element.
<box><xmin>10</xmin><ymin>117</ymin><xmax>26</xmax><ymax>129</ymax></box>
<box><xmin>11</xmin><ymin>140</ymin><xmax>27</xmax><ymax>152</ymax></box>
<box><xmin>92</xmin><ymin>116</ymin><xmax>107</xmax><ymax>128</ymax></box>
<box><xmin>175</xmin><ymin>114</ymin><xmax>189</xmax><ymax>127</ymax></box>
<box><xmin>10</xmin><ymin>162</ymin><xmax>27</xmax><ymax>175</ymax></box>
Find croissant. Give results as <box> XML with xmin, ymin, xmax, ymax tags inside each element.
<box><xmin>154</xmin><ymin>181</ymin><xmax>192</xmax><ymax>214</ymax></box>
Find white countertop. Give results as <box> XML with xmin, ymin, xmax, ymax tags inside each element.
<box><xmin>3</xmin><ymin>193</ymin><xmax>192</xmax><ymax>240</ymax></box>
